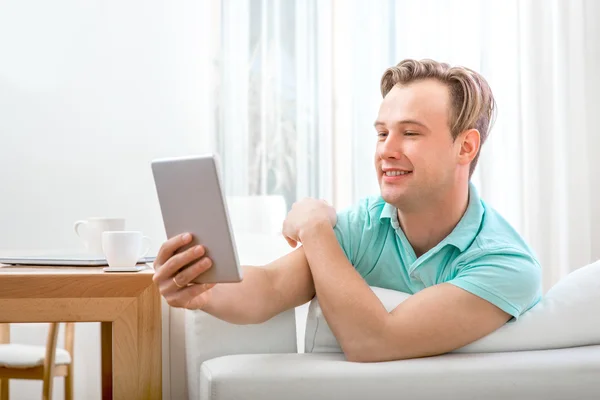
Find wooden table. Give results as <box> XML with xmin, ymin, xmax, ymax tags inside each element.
<box><xmin>0</xmin><ymin>264</ymin><xmax>161</xmax><ymax>400</ymax></box>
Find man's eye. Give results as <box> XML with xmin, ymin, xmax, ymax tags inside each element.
<box><xmin>404</xmin><ymin>131</ymin><xmax>418</xmax><ymax>136</ymax></box>
<box><xmin>377</xmin><ymin>132</ymin><xmax>388</xmax><ymax>138</ymax></box>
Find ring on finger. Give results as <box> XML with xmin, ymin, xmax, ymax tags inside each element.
<box><xmin>172</xmin><ymin>276</ymin><xmax>187</xmax><ymax>289</ymax></box>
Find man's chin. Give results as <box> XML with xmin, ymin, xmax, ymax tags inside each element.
<box><xmin>380</xmin><ymin>190</ymin><xmax>407</xmax><ymax>206</ymax></box>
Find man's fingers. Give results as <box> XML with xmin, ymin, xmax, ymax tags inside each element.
<box><xmin>155</xmin><ymin>233</ymin><xmax>192</xmax><ymax>267</ymax></box>
<box><xmin>167</xmin><ymin>256</ymin><xmax>213</xmax><ymax>292</ymax></box>
<box><xmin>153</xmin><ymin>244</ymin><xmax>205</xmax><ymax>282</ymax></box>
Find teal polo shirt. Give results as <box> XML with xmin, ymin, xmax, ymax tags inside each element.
<box><xmin>333</xmin><ymin>182</ymin><xmax>542</xmax><ymax>319</ymax></box>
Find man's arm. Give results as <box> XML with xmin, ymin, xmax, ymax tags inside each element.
<box><xmin>153</xmin><ymin>232</ymin><xmax>315</xmax><ymax>325</ymax></box>
<box><xmin>300</xmin><ymin>221</ymin><xmax>510</xmax><ymax>362</ymax></box>
<box><xmin>203</xmin><ymin>247</ymin><xmax>315</xmax><ymax>324</ymax></box>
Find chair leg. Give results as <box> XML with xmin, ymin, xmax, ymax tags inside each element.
<box><xmin>64</xmin><ymin>322</ymin><xmax>74</xmax><ymax>400</ymax></box>
<box><xmin>42</xmin><ymin>323</ymin><xmax>60</xmax><ymax>400</ymax></box>
<box><xmin>64</xmin><ymin>372</ymin><xmax>73</xmax><ymax>400</ymax></box>
<box><xmin>0</xmin><ymin>378</ymin><xmax>9</xmax><ymax>400</ymax></box>
<box><xmin>42</xmin><ymin>377</ymin><xmax>53</xmax><ymax>400</ymax></box>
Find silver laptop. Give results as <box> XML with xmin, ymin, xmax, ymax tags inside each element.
<box><xmin>0</xmin><ymin>252</ymin><xmax>155</xmax><ymax>267</ymax></box>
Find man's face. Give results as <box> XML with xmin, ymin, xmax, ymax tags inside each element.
<box><xmin>374</xmin><ymin>79</ymin><xmax>461</xmax><ymax>209</ymax></box>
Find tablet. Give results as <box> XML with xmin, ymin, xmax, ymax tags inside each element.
<box><xmin>151</xmin><ymin>154</ymin><xmax>242</xmax><ymax>284</ymax></box>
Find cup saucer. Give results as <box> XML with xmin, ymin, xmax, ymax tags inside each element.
<box><xmin>103</xmin><ymin>266</ymin><xmax>146</xmax><ymax>272</ymax></box>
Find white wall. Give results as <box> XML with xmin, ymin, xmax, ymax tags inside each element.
<box><xmin>0</xmin><ymin>1</ymin><xmax>213</xmax><ymax>398</ymax></box>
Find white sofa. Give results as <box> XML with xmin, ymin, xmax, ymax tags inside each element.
<box><xmin>175</xmin><ymin>306</ymin><xmax>600</xmax><ymax>400</ymax></box>
<box><xmin>163</xmin><ymin>234</ymin><xmax>600</xmax><ymax>400</ymax></box>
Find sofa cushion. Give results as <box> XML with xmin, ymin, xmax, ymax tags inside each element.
<box><xmin>305</xmin><ymin>259</ymin><xmax>600</xmax><ymax>354</ymax></box>
<box><xmin>199</xmin><ymin>346</ymin><xmax>600</xmax><ymax>400</ymax></box>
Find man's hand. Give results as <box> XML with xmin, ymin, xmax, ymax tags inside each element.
<box><xmin>282</xmin><ymin>198</ymin><xmax>337</xmax><ymax>248</ymax></box>
<box><xmin>152</xmin><ymin>233</ymin><xmax>216</xmax><ymax>310</ymax></box>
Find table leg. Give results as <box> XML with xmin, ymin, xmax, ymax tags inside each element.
<box><xmin>0</xmin><ymin>378</ymin><xmax>9</xmax><ymax>400</ymax></box>
<box><xmin>101</xmin><ymin>322</ymin><xmax>113</xmax><ymax>400</ymax></box>
<box><xmin>112</xmin><ymin>285</ymin><xmax>162</xmax><ymax>400</ymax></box>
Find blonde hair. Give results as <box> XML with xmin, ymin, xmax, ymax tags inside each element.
<box><xmin>380</xmin><ymin>59</ymin><xmax>496</xmax><ymax>176</ymax></box>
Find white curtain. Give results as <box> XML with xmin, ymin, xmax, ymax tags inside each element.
<box><xmin>478</xmin><ymin>0</ymin><xmax>600</xmax><ymax>290</ymax></box>
<box><xmin>206</xmin><ymin>0</ymin><xmax>600</xmax><ymax>290</ymax></box>
<box><xmin>204</xmin><ymin>0</ymin><xmax>334</xmax><ymax>209</ymax></box>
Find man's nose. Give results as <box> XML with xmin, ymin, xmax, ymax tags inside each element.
<box><xmin>379</xmin><ymin>134</ymin><xmax>403</xmax><ymax>159</ymax></box>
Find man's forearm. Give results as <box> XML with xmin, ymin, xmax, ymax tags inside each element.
<box><xmin>300</xmin><ymin>222</ymin><xmax>390</xmax><ymax>361</ymax></box>
<box><xmin>201</xmin><ymin>246</ymin><xmax>315</xmax><ymax>325</ymax></box>
<box><xmin>201</xmin><ymin>265</ymin><xmax>279</xmax><ymax>324</ymax></box>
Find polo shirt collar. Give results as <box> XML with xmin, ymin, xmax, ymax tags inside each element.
<box><xmin>380</xmin><ymin>201</ymin><xmax>397</xmax><ymax>222</ymax></box>
<box><xmin>444</xmin><ymin>182</ymin><xmax>485</xmax><ymax>251</ymax></box>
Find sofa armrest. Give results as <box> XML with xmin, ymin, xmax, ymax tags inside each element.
<box><xmin>166</xmin><ymin>233</ymin><xmax>296</xmax><ymax>399</ymax></box>
<box><xmin>185</xmin><ymin>307</ymin><xmax>297</xmax><ymax>400</ymax></box>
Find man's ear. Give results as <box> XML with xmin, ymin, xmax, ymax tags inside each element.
<box><xmin>457</xmin><ymin>129</ymin><xmax>480</xmax><ymax>166</ymax></box>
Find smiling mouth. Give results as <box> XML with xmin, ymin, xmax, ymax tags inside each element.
<box><xmin>383</xmin><ymin>170</ymin><xmax>412</xmax><ymax>177</ymax></box>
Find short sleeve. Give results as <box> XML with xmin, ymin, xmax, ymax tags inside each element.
<box><xmin>448</xmin><ymin>249</ymin><xmax>542</xmax><ymax>319</ymax></box>
<box><xmin>333</xmin><ymin>198</ymin><xmax>375</xmax><ymax>272</ymax></box>
<box><xmin>332</xmin><ymin>202</ymin><xmax>365</xmax><ymax>265</ymax></box>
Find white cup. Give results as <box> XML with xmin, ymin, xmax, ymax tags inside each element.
<box><xmin>102</xmin><ymin>231</ymin><xmax>151</xmax><ymax>268</ymax></box>
<box><xmin>74</xmin><ymin>218</ymin><xmax>126</xmax><ymax>256</ymax></box>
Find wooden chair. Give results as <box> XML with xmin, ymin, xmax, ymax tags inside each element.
<box><xmin>0</xmin><ymin>323</ymin><xmax>74</xmax><ymax>400</ymax></box>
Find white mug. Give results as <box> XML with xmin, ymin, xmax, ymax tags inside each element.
<box><xmin>102</xmin><ymin>231</ymin><xmax>151</xmax><ymax>268</ymax></box>
<box><xmin>74</xmin><ymin>218</ymin><xmax>126</xmax><ymax>256</ymax></box>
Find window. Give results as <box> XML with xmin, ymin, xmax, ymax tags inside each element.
<box><xmin>208</xmin><ymin>0</ymin><xmax>333</xmax><ymax>210</ymax></box>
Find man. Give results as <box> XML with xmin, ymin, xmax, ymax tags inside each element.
<box><xmin>152</xmin><ymin>59</ymin><xmax>542</xmax><ymax>363</ymax></box>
